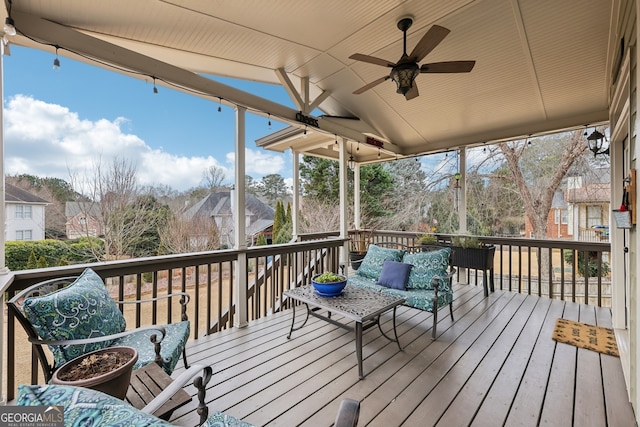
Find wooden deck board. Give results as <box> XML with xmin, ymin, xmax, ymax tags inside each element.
<box><xmin>167</xmin><ymin>284</ymin><xmax>636</xmax><ymax>427</ymax></box>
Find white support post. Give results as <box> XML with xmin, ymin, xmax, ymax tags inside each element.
<box><xmin>339</xmin><ymin>138</ymin><xmax>349</xmax><ymax>271</ymax></box>
<box><xmin>458</xmin><ymin>148</ymin><xmax>468</xmax><ymax>284</ymax></box>
<box><xmin>292</xmin><ymin>149</ymin><xmax>299</xmax><ymax>239</ymax></box>
<box><xmin>234</xmin><ymin>106</ymin><xmax>248</xmax><ymax>328</ymax></box>
<box><xmin>354</xmin><ymin>161</ymin><xmax>361</xmax><ymax>230</ymax></box>
<box><xmin>0</xmin><ymin>41</ymin><xmax>7</xmax><ymax>404</ymax></box>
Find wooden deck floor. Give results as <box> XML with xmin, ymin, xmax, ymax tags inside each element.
<box><xmin>170</xmin><ymin>283</ymin><xmax>637</xmax><ymax>427</ymax></box>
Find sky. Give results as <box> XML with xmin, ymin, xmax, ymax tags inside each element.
<box><xmin>2</xmin><ymin>45</ymin><xmax>298</xmax><ymax>193</ymax></box>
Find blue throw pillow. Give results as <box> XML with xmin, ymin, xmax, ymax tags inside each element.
<box><xmin>377</xmin><ymin>260</ymin><xmax>412</xmax><ymax>290</ymax></box>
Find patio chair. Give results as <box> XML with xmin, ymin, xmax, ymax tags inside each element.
<box><xmin>7</xmin><ymin>267</ymin><xmax>191</xmax><ymax>382</ymax></box>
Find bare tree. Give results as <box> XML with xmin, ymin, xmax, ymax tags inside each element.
<box><xmin>202</xmin><ymin>165</ymin><xmax>227</xmax><ymax>191</ymax></box>
<box><xmin>70</xmin><ymin>156</ymin><xmax>153</xmax><ymax>260</ymax></box>
<box><xmin>498</xmin><ymin>130</ymin><xmax>587</xmax><ymax>239</ymax></box>
<box><xmin>158</xmin><ymin>213</ymin><xmax>221</xmax><ymax>253</ymax></box>
<box><xmin>298</xmin><ymin>197</ymin><xmax>341</xmax><ymax>233</ymax></box>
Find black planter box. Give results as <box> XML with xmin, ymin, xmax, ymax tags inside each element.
<box><xmin>451</xmin><ymin>245</ymin><xmax>495</xmax><ymax>270</ymax></box>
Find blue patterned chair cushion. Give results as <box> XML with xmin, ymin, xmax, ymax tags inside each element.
<box><xmin>356</xmin><ymin>244</ymin><xmax>405</xmax><ymax>280</ymax></box>
<box><xmin>17</xmin><ymin>384</ymin><xmax>173</xmax><ymax>426</ymax></box>
<box><xmin>113</xmin><ymin>320</ymin><xmax>190</xmax><ymax>374</ymax></box>
<box><xmin>22</xmin><ymin>268</ymin><xmax>127</xmax><ymax>367</ymax></box>
<box><xmin>403</xmin><ymin>247</ymin><xmax>452</xmax><ymax>291</ymax></box>
<box><xmin>207</xmin><ymin>412</ymin><xmax>256</xmax><ymax>427</ymax></box>
<box><xmin>347</xmin><ymin>275</ymin><xmax>452</xmax><ymax>312</ymax></box>
<box><xmin>18</xmin><ymin>385</ymin><xmax>255</xmax><ymax>427</ymax></box>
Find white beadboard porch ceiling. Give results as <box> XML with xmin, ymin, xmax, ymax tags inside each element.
<box><xmin>3</xmin><ymin>0</ymin><xmax>615</xmax><ymax>162</ymax></box>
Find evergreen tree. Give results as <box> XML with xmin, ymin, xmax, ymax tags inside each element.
<box><xmin>256</xmin><ymin>233</ymin><xmax>267</xmax><ymax>246</ymax></box>
<box><xmin>26</xmin><ymin>250</ymin><xmax>38</xmax><ymax>269</ymax></box>
<box><xmin>36</xmin><ymin>256</ymin><xmax>48</xmax><ymax>269</ymax></box>
<box><xmin>273</xmin><ymin>200</ymin><xmax>285</xmax><ymax>241</ymax></box>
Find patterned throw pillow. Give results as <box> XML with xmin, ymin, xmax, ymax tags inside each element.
<box><xmin>356</xmin><ymin>244</ymin><xmax>405</xmax><ymax>280</ymax></box>
<box><xmin>22</xmin><ymin>268</ymin><xmax>127</xmax><ymax>367</ymax></box>
<box><xmin>403</xmin><ymin>247</ymin><xmax>452</xmax><ymax>290</ymax></box>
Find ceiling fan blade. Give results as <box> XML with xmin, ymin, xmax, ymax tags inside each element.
<box><xmin>420</xmin><ymin>61</ymin><xmax>476</xmax><ymax>73</ymax></box>
<box><xmin>405</xmin><ymin>84</ymin><xmax>419</xmax><ymax>100</ymax></box>
<box><xmin>409</xmin><ymin>25</ymin><xmax>450</xmax><ymax>63</ymax></box>
<box><xmin>349</xmin><ymin>53</ymin><xmax>396</xmax><ymax>68</ymax></box>
<box><xmin>353</xmin><ymin>76</ymin><xmax>391</xmax><ymax>94</ymax></box>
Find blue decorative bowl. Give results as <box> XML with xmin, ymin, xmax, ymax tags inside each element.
<box><xmin>311</xmin><ymin>274</ymin><xmax>347</xmax><ymax>297</ymax></box>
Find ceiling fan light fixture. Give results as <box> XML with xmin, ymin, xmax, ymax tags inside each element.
<box><xmin>390</xmin><ymin>62</ymin><xmax>419</xmax><ymax>95</ymax></box>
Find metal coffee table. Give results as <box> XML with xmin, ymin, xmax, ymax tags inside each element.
<box><xmin>283</xmin><ymin>284</ymin><xmax>405</xmax><ymax>379</ymax></box>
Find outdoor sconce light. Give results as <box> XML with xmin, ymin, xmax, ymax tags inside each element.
<box><xmin>390</xmin><ymin>62</ymin><xmax>420</xmax><ymax>95</ymax></box>
<box><xmin>586</xmin><ymin>129</ymin><xmax>609</xmax><ymax>158</ymax></box>
<box><xmin>348</xmin><ymin>155</ymin><xmax>355</xmax><ymax>171</ymax></box>
<box><xmin>4</xmin><ymin>0</ymin><xmax>15</xmax><ymax>36</ymax></box>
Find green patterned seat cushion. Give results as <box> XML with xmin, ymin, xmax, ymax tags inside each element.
<box><xmin>113</xmin><ymin>320</ymin><xmax>190</xmax><ymax>375</ymax></box>
<box><xmin>18</xmin><ymin>385</ymin><xmax>256</xmax><ymax>427</ymax></box>
<box><xmin>207</xmin><ymin>412</ymin><xmax>256</xmax><ymax>427</ymax></box>
<box><xmin>17</xmin><ymin>384</ymin><xmax>172</xmax><ymax>426</ymax></box>
<box><xmin>356</xmin><ymin>244</ymin><xmax>405</xmax><ymax>280</ymax></box>
<box><xmin>403</xmin><ymin>247</ymin><xmax>452</xmax><ymax>291</ymax></box>
<box><xmin>22</xmin><ymin>268</ymin><xmax>127</xmax><ymax>367</ymax></box>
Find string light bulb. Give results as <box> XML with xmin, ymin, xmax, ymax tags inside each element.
<box><xmin>53</xmin><ymin>46</ymin><xmax>60</xmax><ymax>70</ymax></box>
<box><xmin>303</xmin><ymin>125</ymin><xmax>307</xmax><ymax>136</ymax></box>
<box><xmin>334</xmin><ymin>134</ymin><xmax>338</xmax><ymax>145</ymax></box>
<box><xmin>378</xmin><ymin>147</ymin><xmax>381</xmax><ymax>158</ymax></box>
<box><xmin>152</xmin><ymin>77</ymin><xmax>158</xmax><ymax>94</ymax></box>
<box><xmin>218</xmin><ymin>98</ymin><xmax>222</xmax><ymax>112</ymax></box>
<box><xmin>357</xmin><ymin>141</ymin><xmax>360</xmax><ymax>151</ymax></box>
<box><xmin>267</xmin><ymin>113</ymin><xmax>272</xmax><ymax>128</ymax></box>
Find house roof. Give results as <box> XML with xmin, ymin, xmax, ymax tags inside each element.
<box><xmin>183</xmin><ymin>190</ymin><xmax>274</xmax><ymax>223</ymax></box>
<box><xmin>65</xmin><ymin>201</ymin><xmax>101</xmax><ymax>218</ymax></box>
<box><xmin>5</xmin><ymin>183</ymin><xmax>49</xmax><ymax>204</ymax></box>
<box><xmin>565</xmin><ymin>183</ymin><xmax>611</xmax><ymax>204</ymax></box>
<box><xmin>4</xmin><ymin>1</ymin><xmax>613</xmax><ymax>163</ymax></box>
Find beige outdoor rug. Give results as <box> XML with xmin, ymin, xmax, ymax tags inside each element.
<box><xmin>552</xmin><ymin>318</ymin><xmax>619</xmax><ymax>357</ymax></box>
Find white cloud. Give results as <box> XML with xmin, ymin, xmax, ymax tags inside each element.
<box><xmin>226</xmin><ymin>148</ymin><xmax>285</xmax><ymax>176</ymax></box>
<box><xmin>3</xmin><ymin>95</ymin><xmax>285</xmax><ymax>192</ymax></box>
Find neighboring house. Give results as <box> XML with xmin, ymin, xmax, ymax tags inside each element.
<box><xmin>524</xmin><ymin>173</ymin><xmax>611</xmax><ymax>241</ymax></box>
<box><xmin>65</xmin><ymin>201</ymin><xmax>103</xmax><ymax>239</ymax></box>
<box><xmin>183</xmin><ymin>189</ymin><xmax>274</xmax><ymax>247</ymax></box>
<box><xmin>5</xmin><ymin>183</ymin><xmax>50</xmax><ymax>241</ymax></box>
<box><xmin>565</xmin><ymin>176</ymin><xmax>611</xmax><ymax>241</ymax></box>
<box><xmin>525</xmin><ymin>191</ymin><xmax>570</xmax><ymax>239</ymax></box>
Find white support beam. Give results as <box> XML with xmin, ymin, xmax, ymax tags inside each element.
<box><xmin>14</xmin><ymin>12</ymin><xmax>365</xmax><ymax>144</ymax></box>
<box><xmin>275</xmin><ymin>68</ymin><xmax>304</xmax><ymax>111</ymax></box>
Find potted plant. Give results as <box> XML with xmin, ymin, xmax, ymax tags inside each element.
<box><xmin>449</xmin><ymin>235</ymin><xmax>495</xmax><ymax>271</ymax></box>
<box><xmin>311</xmin><ymin>271</ymin><xmax>348</xmax><ymax>297</ymax></box>
<box><xmin>52</xmin><ymin>346</ymin><xmax>138</xmax><ymax>400</ymax></box>
<box><xmin>416</xmin><ymin>233</ymin><xmax>441</xmax><ymax>251</ymax></box>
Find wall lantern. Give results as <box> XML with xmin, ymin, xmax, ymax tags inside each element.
<box><xmin>586</xmin><ymin>129</ymin><xmax>609</xmax><ymax>158</ymax></box>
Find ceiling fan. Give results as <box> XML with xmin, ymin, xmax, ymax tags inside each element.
<box><xmin>349</xmin><ymin>17</ymin><xmax>476</xmax><ymax>100</ymax></box>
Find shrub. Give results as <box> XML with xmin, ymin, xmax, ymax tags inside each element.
<box><xmin>563</xmin><ymin>250</ymin><xmax>610</xmax><ymax>277</ymax></box>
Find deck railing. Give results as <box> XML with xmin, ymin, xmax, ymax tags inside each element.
<box><xmin>353</xmin><ymin>230</ymin><xmax>612</xmax><ymax>307</ymax></box>
<box><xmin>2</xmin><ymin>237</ymin><xmax>345</xmax><ymax>400</ymax></box>
<box><xmin>1</xmin><ymin>231</ymin><xmax>611</xmax><ymax>400</ymax></box>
